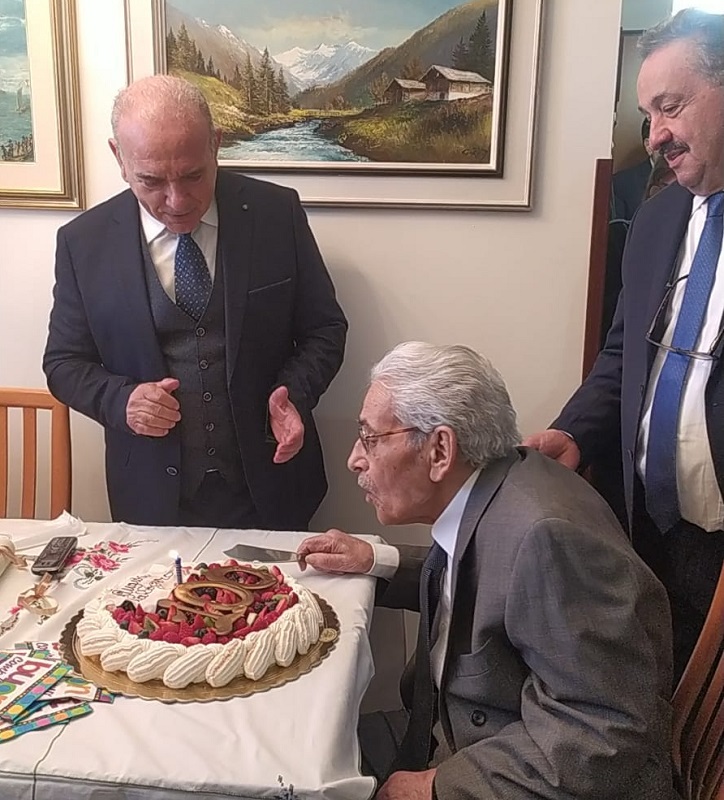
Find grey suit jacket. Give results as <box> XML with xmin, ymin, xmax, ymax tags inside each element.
<box><xmin>381</xmin><ymin>448</ymin><xmax>673</xmax><ymax>800</ymax></box>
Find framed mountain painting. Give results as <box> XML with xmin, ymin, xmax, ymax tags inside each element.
<box><xmin>124</xmin><ymin>0</ymin><xmax>543</xmax><ymax>209</ymax></box>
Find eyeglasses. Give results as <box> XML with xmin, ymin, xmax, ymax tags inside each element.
<box><xmin>356</xmin><ymin>424</ymin><xmax>419</xmax><ymax>453</ymax></box>
<box><xmin>645</xmin><ymin>274</ymin><xmax>724</xmax><ymax>361</ymax></box>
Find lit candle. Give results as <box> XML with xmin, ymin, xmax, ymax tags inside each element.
<box><xmin>170</xmin><ymin>550</ymin><xmax>183</xmax><ymax>584</ymax></box>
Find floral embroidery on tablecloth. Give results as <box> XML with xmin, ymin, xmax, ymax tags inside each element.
<box><xmin>62</xmin><ymin>539</ymin><xmax>155</xmax><ymax>590</ymax></box>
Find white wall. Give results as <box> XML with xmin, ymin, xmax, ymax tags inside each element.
<box><xmin>0</xmin><ymin>0</ymin><xmax>623</xmax><ymax>707</ymax></box>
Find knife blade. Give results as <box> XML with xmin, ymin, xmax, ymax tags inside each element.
<box><xmin>223</xmin><ymin>544</ymin><xmax>301</xmax><ymax>563</ymax></box>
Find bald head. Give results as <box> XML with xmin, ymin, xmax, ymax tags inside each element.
<box><xmin>108</xmin><ymin>76</ymin><xmax>220</xmax><ymax>234</ymax></box>
<box><xmin>111</xmin><ymin>75</ymin><xmax>216</xmax><ymax>154</ymax></box>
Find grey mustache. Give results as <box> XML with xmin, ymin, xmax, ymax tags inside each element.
<box><xmin>659</xmin><ymin>142</ymin><xmax>687</xmax><ymax>157</ymax></box>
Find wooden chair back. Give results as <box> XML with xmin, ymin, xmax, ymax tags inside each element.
<box><xmin>672</xmin><ymin>562</ymin><xmax>724</xmax><ymax>800</ymax></box>
<box><xmin>0</xmin><ymin>388</ymin><xmax>71</xmax><ymax>519</ymax></box>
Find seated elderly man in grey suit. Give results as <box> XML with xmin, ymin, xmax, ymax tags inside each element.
<box><xmin>298</xmin><ymin>342</ymin><xmax>673</xmax><ymax>800</ymax></box>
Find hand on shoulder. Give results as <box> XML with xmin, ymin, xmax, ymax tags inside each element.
<box><xmin>522</xmin><ymin>429</ymin><xmax>581</xmax><ymax>469</ymax></box>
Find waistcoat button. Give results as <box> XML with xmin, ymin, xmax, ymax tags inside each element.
<box><xmin>471</xmin><ymin>710</ymin><xmax>486</xmax><ymax>726</ymax></box>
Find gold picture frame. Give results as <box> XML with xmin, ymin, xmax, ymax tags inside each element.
<box><xmin>124</xmin><ymin>0</ymin><xmax>543</xmax><ymax>210</ymax></box>
<box><xmin>0</xmin><ymin>0</ymin><xmax>84</xmax><ymax>209</ymax></box>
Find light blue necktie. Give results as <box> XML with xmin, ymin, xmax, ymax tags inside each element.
<box><xmin>645</xmin><ymin>192</ymin><xmax>724</xmax><ymax>532</ymax></box>
<box><xmin>174</xmin><ymin>233</ymin><xmax>211</xmax><ymax>321</ymax></box>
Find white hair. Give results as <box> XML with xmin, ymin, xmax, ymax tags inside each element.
<box><xmin>370</xmin><ymin>342</ymin><xmax>521</xmax><ymax>469</ymax></box>
<box><xmin>111</xmin><ymin>75</ymin><xmax>216</xmax><ymax>149</ymax></box>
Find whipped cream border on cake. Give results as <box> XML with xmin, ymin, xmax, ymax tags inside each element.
<box><xmin>76</xmin><ymin>569</ymin><xmax>324</xmax><ymax>688</ymax></box>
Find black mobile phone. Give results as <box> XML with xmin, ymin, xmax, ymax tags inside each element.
<box><xmin>30</xmin><ymin>536</ymin><xmax>78</xmax><ymax>576</ymax></box>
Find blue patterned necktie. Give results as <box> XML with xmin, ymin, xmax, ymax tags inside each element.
<box><xmin>396</xmin><ymin>542</ymin><xmax>447</xmax><ymax>771</ymax></box>
<box><xmin>645</xmin><ymin>191</ymin><xmax>724</xmax><ymax>532</ymax></box>
<box><xmin>174</xmin><ymin>233</ymin><xmax>211</xmax><ymax>321</ymax></box>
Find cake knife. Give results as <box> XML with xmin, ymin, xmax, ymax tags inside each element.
<box><xmin>223</xmin><ymin>544</ymin><xmax>301</xmax><ymax>563</ymax></box>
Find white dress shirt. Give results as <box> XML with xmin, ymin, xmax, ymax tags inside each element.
<box><xmin>368</xmin><ymin>468</ymin><xmax>481</xmax><ymax>688</ymax></box>
<box><xmin>139</xmin><ymin>201</ymin><xmax>219</xmax><ymax>301</ymax></box>
<box><xmin>637</xmin><ymin>193</ymin><xmax>724</xmax><ymax>532</ymax></box>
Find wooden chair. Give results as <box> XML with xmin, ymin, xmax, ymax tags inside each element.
<box><xmin>0</xmin><ymin>388</ymin><xmax>71</xmax><ymax>519</ymax></box>
<box><xmin>672</xmin><ymin>562</ymin><xmax>724</xmax><ymax>800</ymax></box>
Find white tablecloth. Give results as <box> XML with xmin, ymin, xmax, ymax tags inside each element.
<box><xmin>0</xmin><ymin>518</ymin><xmax>378</xmax><ymax>800</ymax></box>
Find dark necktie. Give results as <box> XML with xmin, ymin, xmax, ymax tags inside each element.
<box><xmin>645</xmin><ymin>192</ymin><xmax>724</xmax><ymax>532</ymax></box>
<box><xmin>174</xmin><ymin>233</ymin><xmax>211</xmax><ymax>321</ymax></box>
<box><xmin>396</xmin><ymin>542</ymin><xmax>447</xmax><ymax>772</ymax></box>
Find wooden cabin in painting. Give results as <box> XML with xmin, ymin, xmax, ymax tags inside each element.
<box><xmin>421</xmin><ymin>66</ymin><xmax>492</xmax><ymax>101</ymax></box>
<box><xmin>384</xmin><ymin>79</ymin><xmax>428</xmax><ymax>104</ymax></box>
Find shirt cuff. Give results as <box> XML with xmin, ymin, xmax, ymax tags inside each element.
<box><xmin>366</xmin><ymin>542</ymin><xmax>400</xmax><ymax>580</ymax></box>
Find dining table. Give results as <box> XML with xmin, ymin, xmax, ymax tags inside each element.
<box><xmin>0</xmin><ymin>514</ymin><xmax>380</xmax><ymax>800</ymax></box>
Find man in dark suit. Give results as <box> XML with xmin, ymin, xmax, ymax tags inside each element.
<box><xmin>298</xmin><ymin>342</ymin><xmax>672</xmax><ymax>800</ymax></box>
<box><xmin>611</xmin><ymin>117</ymin><xmax>653</xmax><ymax>222</ymax></box>
<box><xmin>524</xmin><ymin>9</ymin><xmax>724</xmax><ymax>682</ymax></box>
<box><xmin>43</xmin><ymin>75</ymin><xmax>347</xmax><ymax>530</ymax></box>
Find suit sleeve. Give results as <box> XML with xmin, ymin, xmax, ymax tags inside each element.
<box><xmin>375</xmin><ymin>544</ymin><xmax>428</xmax><ymax>612</ymax></box>
<box><xmin>549</xmin><ymin>206</ymin><xmax>646</xmax><ymax>465</ymax></box>
<box><xmin>551</xmin><ymin>297</ymin><xmax>623</xmax><ymax>466</ymax></box>
<box><xmin>273</xmin><ymin>192</ymin><xmax>348</xmax><ymax>417</ymax></box>
<box><xmin>43</xmin><ymin>228</ymin><xmax>135</xmax><ymax>432</ymax></box>
<box><xmin>434</xmin><ymin>518</ymin><xmax>671</xmax><ymax>799</ymax></box>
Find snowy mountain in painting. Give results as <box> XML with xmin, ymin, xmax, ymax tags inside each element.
<box><xmin>166</xmin><ymin>6</ymin><xmax>304</xmax><ymax>95</ymax></box>
<box><xmin>274</xmin><ymin>42</ymin><xmax>377</xmax><ymax>90</ymax></box>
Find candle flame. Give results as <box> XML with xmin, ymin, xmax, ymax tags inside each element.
<box><xmin>169</xmin><ymin>550</ymin><xmax>180</xmax><ymax>560</ymax></box>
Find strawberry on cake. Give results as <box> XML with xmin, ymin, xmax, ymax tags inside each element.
<box><xmin>76</xmin><ymin>561</ymin><xmax>324</xmax><ymax>689</ymax></box>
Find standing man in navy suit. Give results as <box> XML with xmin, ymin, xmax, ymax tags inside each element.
<box><xmin>44</xmin><ymin>75</ymin><xmax>347</xmax><ymax>531</ymax></box>
<box><xmin>525</xmin><ymin>9</ymin><xmax>724</xmax><ymax>682</ymax></box>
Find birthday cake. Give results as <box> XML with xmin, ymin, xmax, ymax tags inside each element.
<box><xmin>75</xmin><ymin>561</ymin><xmax>324</xmax><ymax>689</ymax></box>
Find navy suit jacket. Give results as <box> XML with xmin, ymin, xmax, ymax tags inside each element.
<box><xmin>43</xmin><ymin>171</ymin><xmax>347</xmax><ymax>529</ymax></box>
<box><xmin>554</xmin><ymin>182</ymin><xmax>724</xmax><ymax>526</ymax></box>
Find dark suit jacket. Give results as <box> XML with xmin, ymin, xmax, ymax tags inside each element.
<box><xmin>552</xmin><ymin>182</ymin><xmax>724</xmax><ymax>528</ymax></box>
<box><xmin>43</xmin><ymin>171</ymin><xmax>347</xmax><ymax>529</ymax></box>
<box><xmin>380</xmin><ymin>448</ymin><xmax>673</xmax><ymax>799</ymax></box>
<box><xmin>612</xmin><ymin>158</ymin><xmax>652</xmax><ymax>221</ymax></box>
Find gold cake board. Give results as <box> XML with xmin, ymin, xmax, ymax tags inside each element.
<box><xmin>60</xmin><ymin>594</ymin><xmax>339</xmax><ymax>703</ymax></box>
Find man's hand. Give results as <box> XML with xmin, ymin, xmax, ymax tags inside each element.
<box><xmin>268</xmin><ymin>385</ymin><xmax>304</xmax><ymax>464</ymax></box>
<box><xmin>297</xmin><ymin>529</ymin><xmax>374</xmax><ymax>574</ymax></box>
<box><xmin>376</xmin><ymin>769</ymin><xmax>436</xmax><ymax>800</ymax></box>
<box><xmin>522</xmin><ymin>429</ymin><xmax>581</xmax><ymax>470</ymax></box>
<box><xmin>126</xmin><ymin>378</ymin><xmax>181</xmax><ymax>437</ymax></box>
